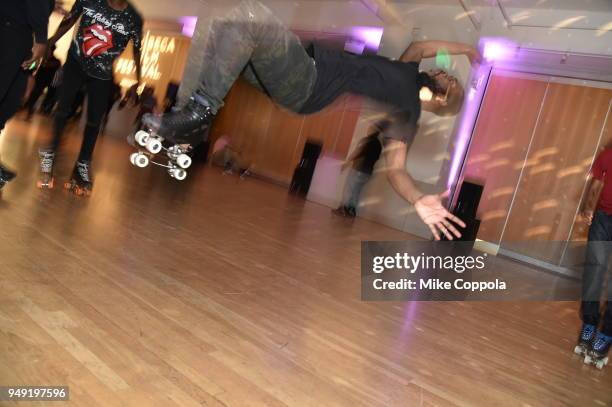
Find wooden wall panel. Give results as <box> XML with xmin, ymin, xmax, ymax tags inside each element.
<box><xmin>208</xmin><ymin>78</ymin><xmax>361</xmax><ymax>184</ymax></box>
<box><xmin>567</xmin><ymin>100</ymin><xmax>612</xmax><ymax>242</ymax></box>
<box><xmin>501</xmin><ymin>84</ymin><xmax>612</xmax><ymax>263</ymax></box>
<box><xmin>462</xmin><ymin>74</ymin><xmax>549</xmax><ymax>244</ymax></box>
<box><xmin>259</xmin><ymin>106</ymin><xmax>305</xmax><ymax>181</ymax></box>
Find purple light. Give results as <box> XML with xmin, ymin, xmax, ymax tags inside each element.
<box><xmin>447</xmin><ymin>64</ymin><xmax>489</xmax><ymax>189</ymax></box>
<box><xmin>180</xmin><ymin>16</ymin><xmax>198</xmax><ymax>38</ymax></box>
<box><xmin>481</xmin><ymin>38</ymin><xmax>516</xmax><ymax>62</ymax></box>
<box><xmin>350</xmin><ymin>26</ymin><xmax>384</xmax><ymax>51</ymax></box>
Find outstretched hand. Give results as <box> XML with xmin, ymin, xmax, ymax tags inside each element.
<box><xmin>415</xmin><ymin>190</ymin><xmax>466</xmax><ymax>241</ymax></box>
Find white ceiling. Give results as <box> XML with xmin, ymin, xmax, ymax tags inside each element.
<box><xmin>128</xmin><ymin>0</ymin><xmax>612</xmax><ymax>22</ymax></box>
<box><xmin>390</xmin><ymin>0</ymin><xmax>612</xmax><ymax>12</ymax></box>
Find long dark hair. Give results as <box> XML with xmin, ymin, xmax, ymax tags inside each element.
<box><xmin>416</xmin><ymin>72</ymin><xmax>445</xmax><ymax>95</ymax></box>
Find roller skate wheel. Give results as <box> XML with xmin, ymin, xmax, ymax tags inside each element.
<box><xmin>596</xmin><ymin>360</ymin><xmax>605</xmax><ymax>370</ymax></box>
<box><xmin>573</xmin><ymin>346</ymin><xmax>583</xmax><ymax>355</ymax></box>
<box><xmin>146</xmin><ymin>138</ymin><xmax>163</xmax><ymax>154</ymax></box>
<box><xmin>172</xmin><ymin>169</ymin><xmax>187</xmax><ymax>181</ymax></box>
<box><xmin>135</xmin><ymin>154</ymin><xmax>149</xmax><ymax>168</ymax></box>
<box><xmin>37</xmin><ymin>178</ymin><xmax>54</xmax><ymax>189</ymax></box>
<box><xmin>584</xmin><ymin>355</ymin><xmax>593</xmax><ymax>365</ymax></box>
<box><xmin>176</xmin><ymin>154</ymin><xmax>192</xmax><ymax>169</ymax></box>
<box><xmin>135</xmin><ymin>130</ymin><xmax>150</xmax><ymax>146</ymax></box>
<box><xmin>130</xmin><ymin>152</ymin><xmax>138</xmax><ymax>166</ymax></box>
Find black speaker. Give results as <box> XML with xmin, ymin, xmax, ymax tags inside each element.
<box><xmin>442</xmin><ymin>181</ymin><xmax>483</xmax><ymax>242</ymax></box>
<box><xmin>290</xmin><ymin>140</ymin><xmax>322</xmax><ymax>196</ymax></box>
<box><xmin>454</xmin><ymin>181</ymin><xmax>483</xmax><ymax>220</ymax></box>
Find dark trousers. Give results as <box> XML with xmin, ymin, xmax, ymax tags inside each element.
<box><xmin>582</xmin><ymin>210</ymin><xmax>612</xmax><ymax>335</ymax></box>
<box><xmin>25</xmin><ymin>74</ymin><xmax>54</xmax><ymax>115</ymax></box>
<box><xmin>50</xmin><ymin>55</ymin><xmax>111</xmax><ymax>162</ymax></box>
<box><xmin>0</xmin><ymin>20</ymin><xmax>32</xmax><ymax>132</ymax></box>
<box><xmin>194</xmin><ymin>0</ymin><xmax>316</xmax><ymax>114</ymax></box>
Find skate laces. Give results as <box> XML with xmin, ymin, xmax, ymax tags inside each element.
<box><xmin>592</xmin><ymin>332</ymin><xmax>612</xmax><ymax>351</ymax></box>
<box><xmin>40</xmin><ymin>151</ymin><xmax>55</xmax><ymax>173</ymax></box>
<box><xmin>77</xmin><ymin>161</ymin><xmax>91</xmax><ymax>182</ymax></box>
<box><xmin>582</xmin><ymin>324</ymin><xmax>596</xmax><ymax>341</ymax></box>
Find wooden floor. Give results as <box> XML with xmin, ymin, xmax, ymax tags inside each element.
<box><xmin>0</xmin><ymin>116</ymin><xmax>610</xmax><ymax>407</ymax></box>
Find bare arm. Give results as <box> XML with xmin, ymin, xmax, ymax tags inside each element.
<box><xmin>21</xmin><ymin>0</ymin><xmax>53</xmax><ymax>69</ymax></box>
<box><xmin>384</xmin><ymin>139</ymin><xmax>465</xmax><ymax>240</ymax></box>
<box><xmin>400</xmin><ymin>40</ymin><xmax>481</xmax><ymax>64</ymax></box>
<box><xmin>581</xmin><ymin>175</ymin><xmax>604</xmax><ymax>224</ymax></box>
<box><xmin>48</xmin><ymin>7</ymin><xmax>81</xmax><ymax>46</ymax></box>
<box><xmin>384</xmin><ymin>139</ymin><xmax>424</xmax><ymax>204</ymax></box>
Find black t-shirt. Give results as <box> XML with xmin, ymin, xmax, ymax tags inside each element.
<box><xmin>300</xmin><ymin>44</ymin><xmax>421</xmax><ymax>144</ymax></box>
<box><xmin>69</xmin><ymin>0</ymin><xmax>143</xmax><ymax>80</ymax></box>
<box><xmin>354</xmin><ymin>133</ymin><xmax>382</xmax><ymax>175</ymax></box>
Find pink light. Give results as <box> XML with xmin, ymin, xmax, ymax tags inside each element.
<box><xmin>468</xmin><ymin>88</ymin><xmax>476</xmax><ymax>101</ymax></box>
<box><xmin>481</xmin><ymin>38</ymin><xmax>516</xmax><ymax>62</ymax></box>
<box><xmin>180</xmin><ymin>16</ymin><xmax>198</xmax><ymax>38</ymax></box>
<box><xmin>447</xmin><ymin>64</ymin><xmax>489</xmax><ymax>189</ymax></box>
<box><xmin>350</xmin><ymin>26</ymin><xmax>384</xmax><ymax>51</ymax></box>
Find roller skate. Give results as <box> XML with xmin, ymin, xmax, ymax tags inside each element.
<box><xmin>584</xmin><ymin>332</ymin><xmax>611</xmax><ymax>370</ymax></box>
<box><xmin>36</xmin><ymin>149</ymin><xmax>55</xmax><ymax>189</ymax></box>
<box><xmin>0</xmin><ymin>163</ymin><xmax>17</xmax><ymax>191</ymax></box>
<box><xmin>141</xmin><ymin>96</ymin><xmax>214</xmax><ymax>147</ymax></box>
<box><xmin>574</xmin><ymin>323</ymin><xmax>596</xmax><ymax>357</ymax></box>
<box><xmin>64</xmin><ymin>160</ymin><xmax>93</xmax><ymax>197</ymax></box>
<box><xmin>130</xmin><ymin>97</ymin><xmax>210</xmax><ymax>181</ymax></box>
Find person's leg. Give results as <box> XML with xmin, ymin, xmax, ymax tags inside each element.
<box><xmin>41</xmin><ymin>86</ymin><xmax>58</xmax><ymax>114</ymax></box>
<box><xmin>146</xmin><ymin>0</ymin><xmax>317</xmax><ymax>146</ymax></box>
<box><xmin>77</xmin><ymin>78</ymin><xmax>112</xmax><ymax>163</ymax></box>
<box><xmin>0</xmin><ymin>26</ymin><xmax>31</xmax><ymax>132</ymax></box>
<box><xmin>339</xmin><ymin>169</ymin><xmax>367</xmax><ymax>217</ymax></box>
<box><xmin>49</xmin><ymin>57</ymin><xmax>86</xmax><ymax>152</ymax></box>
<box><xmin>0</xmin><ymin>69</ymin><xmax>28</xmax><ymax>132</ymax></box>
<box><xmin>346</xmin><ymin>171</ymin><xmax>371</xmax><ymax>212</ymax></box>
<box><xmin>195</xmin><ymin>0</ymin><xmax>316</xmax><ymax>113</ymax></box>
<box><xmin>0</xmin><ymin>26</ymin><xmax>31</xmax><ymax>190</ymax></box>
<box><xmin>596</xmin><ymin>212</ymin><xmax>612</xmax><ymax>336</ymax></box>
<box><xmin>581</xmin><ymin>210</ymin><xmax>612</xmax><ymax>327</ymax></box>
<box><xmin>24</xmin><ymin>77</ymin><xmax>48</xmax><ymax>117</ymax></box>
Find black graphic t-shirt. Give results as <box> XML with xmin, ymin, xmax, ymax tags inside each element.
<box><xmin>69</xmin><ymin>0</ymin><xmax>143</xmax><ymax>80</ymax></box>
<box><xmin>301</xmin><ymin>44</ymin><xmax>421</xmax><ymax>145</ymax></box>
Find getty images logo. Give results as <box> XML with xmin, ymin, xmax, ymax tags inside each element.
<box><xmin>372</xmin><ymin>252</ymin><xmax>488</xmax><ymax>275</ymax></box>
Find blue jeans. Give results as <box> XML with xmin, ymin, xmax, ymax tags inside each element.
<box><xmin>582</xmin><ymin>210</ymin><xmax>612</xmax><ymax>335</ymax></box>
<box><xmin>341</xmin><ymin>169</ymin><xmax>371</xmax><ymax>210</ymax></box>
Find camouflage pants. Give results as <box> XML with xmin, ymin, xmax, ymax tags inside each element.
<box><xmin>195</xmin><ymin>0</ymin><xmax>317</xmax><ymax>114</ymax></box>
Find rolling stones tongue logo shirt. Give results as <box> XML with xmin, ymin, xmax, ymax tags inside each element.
<box><xmin>69</xmin><ymin>0</ymin><xmax>143</xmax><ymax>80</ymax></box>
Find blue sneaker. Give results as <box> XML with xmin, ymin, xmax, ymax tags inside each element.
<box><xmin>574</xmin><ymin>324</ymin><xmax>596</xmax><ymax>357</ymax></box>
<box><xmin>585</xmin><ymin>332</ymin><xmax>611</xmax><ymax>370</ymax></box>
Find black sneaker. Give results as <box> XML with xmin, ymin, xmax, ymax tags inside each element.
<box><xmin>0</xmin><ymin>164</ymin><xmax>17</xmax><ymax>190</ymax></box>
<box><xmin>142</xmin><ymin>97</ymin><xmax>213</xmax><ymax>146</ymax></box>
